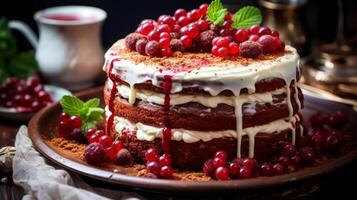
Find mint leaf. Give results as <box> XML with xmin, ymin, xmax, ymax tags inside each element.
<box><xmin>207</xmin><ymin>0</ymin><xmax>227</xmax><ymax>25</ymax></box>
<box><xmin>8</xmin><ymin>52</ymin><xmax>37</xmax><ymax>79</ymax></box>
<box><xmin>232</xmin><ymin>6</ymin><xmax>262</xmax><ymax>29</ymax></box>
<box><xmin>84</xmin><ymin>98</ymin><xmax>100</xmax><ymax>108</ymax></box>
<box><xmin>60</xmin><ymin>95</ymin><xmax>84</xmax><ymax>116</ymax></box>
<box><xmin>86</xmin><ymin>107</ymin><xmax>104</xmax><ymax>121</ymax></box>
<box><xmin>214</xmin><ymin>9</ymin><xmax>228</xmax><ymax>25</ymax></box>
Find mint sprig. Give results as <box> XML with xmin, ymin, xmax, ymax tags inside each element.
<box><xmin>206</xmin><ymin>0</ymin><xmax>227</xmax><ymax>25</ymax></box>
<box><xmin>0</xmin><ymin>18</ymin><xmax>37</xmax><ymax>84</ymax></box>
<box><xmin>60</xmin><ymin>95</ymin><xmax>104</xmax><ymax>132</ymax></box>
<box><xmin>232</xmin><ymin>6</ymin><xmax>262</xmax><ymax>29</ymax></box>
<box><xmin>206</xmin><ymin>0</ymin><xmax>262</xmax><ymax>28</ymax></box>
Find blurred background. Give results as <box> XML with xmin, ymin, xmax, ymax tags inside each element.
<box><xmin>1</xmin><ymin>0</ymin><xmax>356</xmax><ymax>97</ymax></box>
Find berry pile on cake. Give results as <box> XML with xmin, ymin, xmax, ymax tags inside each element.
<box><xmin>103</xmin><ymin>0</ymin><xmax>303</xmax><ymax>172</ymax></box>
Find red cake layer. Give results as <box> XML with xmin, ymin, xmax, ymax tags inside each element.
<box><xmin>110</xmin><ymin>125</ymin><xmax>302</xmax><ymax>170</ymax></box>
<box><xmin>104</xmin><ymin>82</ymin><xmax>303</xmax><ymax>131</ymax></box>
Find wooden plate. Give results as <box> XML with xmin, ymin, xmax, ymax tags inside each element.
<box><xmin>28</xmin><ymin>87</ymin><xmax>357</xmax><ymax>194</ymax></box>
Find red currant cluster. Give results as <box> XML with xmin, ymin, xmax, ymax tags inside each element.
<box><xmin>307</xmin><ymin>110</ymin><xmax>349</xmax><ymax>153</ymax></box>
<box><xmin>58</xmin><ymin>113</ymin><xmax>85</xmax><ymax>142</ymax></box>
<box><xmin>84</xmin><ymin>129</ymin><xmax>132</xmax><ymax>165</ymax></box>
<box><xmin>0</xmin><ymin>76</ymin><xmax>52</xmax><ymax>112</ymax></box>
<box><xmin>211</xmin><ymin>25</ymin><xmax>284</xmax><ymax>58</ymax></box>
<box><xmin>203</xmin><ymin>150</ymin><xmax>258</xmax><ymax>180</ymax></box>
<box><xmin>144</xmin><ymin>148</ymin><xmax>173</xmax><ymax>179</ymax></box>
<box><xmin>125</xmin><ymin>4</ymin><xmax>284</xmax><ymax>59</ymax></box>
<box><xmin>58</xmin><ymin>113</ymin><xmax>133</xmax><ymax>165</ymax></box>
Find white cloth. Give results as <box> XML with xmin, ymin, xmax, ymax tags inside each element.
<box><xmin>13</xmin><ymin>126</ymin><xmax>144</xmax><ymax>200</ymax></box>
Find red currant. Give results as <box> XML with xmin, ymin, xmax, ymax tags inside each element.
<box><xmin>228</xmin><ymin>42</ymin><xmax>239</xmax><ymax>55</ymax></box>
<box><xmin>187</xmin><ymin>23</ymin><xmax>200</xmax><ymax>38</ymax></box>
<box><xmin>203</xmin><ymin>159</ymin><xmax>215</xmax><ymax>177</ymax></box>
<box><xmin>69</xmin><ymin>116</ymin><xmax>82</xmax><ymax>129</ymax></box>
<box><xmin>271</xmin><ymin>30</ymin><xmax>279</xmax><ymax>37</ymax></box>
<box><xmin>249</xmin><ymin>25</ymin><xmax>260</xmax><ymax>34</ymax></box>
<box><xmin>249</xmin><ymin>34</ymin><xmax>259</xmax><ymax>41</ymax></box>
<box><xmin>188</xmin><ymin>9</ymin><xmax>201</xmax><ymax>22</ymax></box>
<box><xmin>199</xmin><ymin>4</ymin><xmax>208</xmax><ymax>16</ymax></box>
<box><xmin>216</xmin><ymin>37</ymin><xmax>230</xmax><ymax>47</ymax></box>
<box><xmin>159</xmin><ymin>32</ymin><xmax>171</xmax><ymax>40</ymax></box>
<box><xmin>112</xmin><ymin>140</ymin><xmax>123</xmax><ymax>152</ymax></box>
<box><xmin>157</xmin><ymin>24</ymin><xmax>171</xmax><ymax>33</ymax></box>
<box><xmin>145</xmin><ymin>148</ymin><xmax>159</xmax><ymax>162</ymax></box>
<box><xmin>258</xmin><ymin>26</ymin><xmax>272</xmax><ymax>36</ymax></box>
<box><xmin>146</xmin><ymin>161</ymin><xmax>160</xmax><ymax>176</ymax></box>
<box><xmin>147</xmin><ymin>30</ymin><xmax>160</xmax><ymax>41</ymax></box>
<box><xmin>98</xmin><ymin>135</ymin><xmax>113</xmax><ymax>149</ymax></box>
<box><xmin>86</xmin><ymin>128</ymin><xmax>97</xmax><ymax>140</ymax></box>
<box><xmin>180</xmin><ymin>35</ymin><xmax>192</xmax><ymax>48</ymax></box>
<box><xmin>211</xmin><ymin>45</ymin><xmax>219</xmax><ymax>56</ymax></box>
<box><xmin>234</xmin><ymin>29</ymin><xmax>249</xmax><ymax>42</ymax></box>
<box><xmin>178</xmin><ymin>16</ymin><xmax>190</xmax><ymax>26</ymax></box>
<box><xmin>259</xmin><ymin>163</ymin><xmax>273</xmax><ymax>176</ymax></box>
<box><xmin>160</xmin><ymin>165</ymin><xmax>173</xmax><ymax>178</ymax></box>
<box><xmin>213</xmin><ymin>156</ymin><xmax>226</xmax><ymax>168</ymax></box>
<box><xmin>174</xmin><ymin>9</ymin><xmax>187</xmax><ymax>20</ymax></box>
<box><xmin>242</xmin><ymin>158</ymin><xmax>258</xmax><ymax>171</ymax></box>
<box><xmin>198</xmin><ymin>19</ymin><xmax>209</xmax><ymax>31</ymax></box>
<box><xmin>239</xmin><ymin>166</ymin><xmax>253</xmax><ymax>179</ymax></box>
<box><xmin>139</xmin><ymin>23</ymin><xmax>154</xmax><ymax>35</ymax></box>
<box><xmin>215</xmin><ymin>166</ymin><xmax>230</xmax><ymax>180</ymax></box>
<box><xmin>159</xmin><ymin>38</ymin><xmax>170</xmax><ymax>48</ymax></box>
<box><xmin>159</xmin><ymin>154</ymin><xmax>172</xmax><ymax>166</ymax></box>
<box><xmin>105</xmin><ymin>146</ymin><xmax>117</xmax><ymax>161</ymax></box>
<box><xmin>229</xmin><ymin>162</ymin><xmax>240</xmax><ymax>177</ymax></box>
<box><xmin>217</xmin><ymin>47</ymin><xmax>229</xmax><ymax>58</ymax></box>
<box><xmin>273</xmin><ymin>163</ymin><xmax>285</xmax><ymax>175</ymax></box>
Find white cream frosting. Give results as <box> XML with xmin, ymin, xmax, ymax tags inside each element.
<box><xmin>104</xmin><ymin>42</ymin><xmax>301</xmax><ymax>158</ymax></box>
<box><xmin>108</xmin><ymin>80</ymin><xmax>286</xmax><ymax>108</ymax></box>
<box><xmin>106</xmin><ymin>107</ymin><xmax>300</xmax><ymax>157</ymax></box>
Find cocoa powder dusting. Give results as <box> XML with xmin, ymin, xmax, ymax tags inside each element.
<box><xmin>47</xmin><ymin>137</ymin><xmax>213</xmax><ymax>181</ymax></box>
<box><xmin>108</xmin><ymin>40</ymin><xmax>291</xmax><ymax>71</ymax></box>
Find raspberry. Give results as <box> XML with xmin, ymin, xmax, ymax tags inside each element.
<box><xmin>84</xmin><ymin>143</ymin><xmax>105</xmax><ymax>165</ymax></box>
<box><xmin>125</xmin><ymin>33</ymin><xmax>146</xmax><ymax>50</ymax></box>
<box><xmin>257</xmin><ymin>35</ymin><xmax>277</xmax><ymax>53</ymax></box>
<box><xmin>135</xmin><ymin>39</ymin><xmax>148</xmax><ymax>55</ymax></box>
<box><xmin>116</xmin><ymin>148</ymin><xmax>133</xmax><ymax>166</ymax></box>
<box><xmin>196</xmin><ymin>30</ymin><xmax>216</xmax><ymax>52</ymax></box>
<box><xmin>239</xmin><ymin>41</ymin><xmax>262</xmax><ymax>58</ymax></box>
<box><xmin>145</xmin><ymin>41</ymin><xmax>161</xmax><ymax>57</ymax></box>
<box><xmin>170</xmin><ymin>39</ymin><xmax>185</xmax><ymax>52</ymax></box>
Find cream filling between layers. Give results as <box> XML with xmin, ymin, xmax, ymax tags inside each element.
<box><xmin>108</xmin><ymin>79</ymin><xmax>286</xmax><ymax>108</ymax></box>
<box><xmin>106</xmin><ymin>107</ymin><xmax>300</xmax><ymax>157</ymax></box>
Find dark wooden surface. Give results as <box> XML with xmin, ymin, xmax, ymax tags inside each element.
<box><xmin>0</xmin><ymin>118</ymin><xmax>356</xmax><ymax>200</ymax></box>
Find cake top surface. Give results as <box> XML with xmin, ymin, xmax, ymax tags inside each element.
<box><xmin>106</xmin><ymin>40</ymin><xmax>296</xmax><ymax>73</ymax></box>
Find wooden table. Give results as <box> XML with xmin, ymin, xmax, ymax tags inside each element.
<box><xmin>1</xmin><ymin>118</ymin><xmax>356</xmax><ymax>200</ymax></box>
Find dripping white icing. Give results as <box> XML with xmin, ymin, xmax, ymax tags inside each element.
<box><xmin>108</xmin><ymin>79</ymin><xmax>286</xmax><ymax>107</ymax></box>
<box><xmin>107</xmin><ymin>106</ymin><xmax>300</xmax><ymax>147</ymax></box>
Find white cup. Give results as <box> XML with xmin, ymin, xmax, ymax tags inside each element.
<box><xmin>9</xmin><ymin>6</ymin><xmax>107</xmax><ymax>91</ymax></box>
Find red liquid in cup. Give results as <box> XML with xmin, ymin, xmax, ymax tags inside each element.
<box><xmin>43</xmin><ymin>14</ymin><xmax>82</xmax><ymax>21</ymax></box>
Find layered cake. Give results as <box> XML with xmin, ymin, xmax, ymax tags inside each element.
<box><xmin>103</xmin><ymin>45</ymin><xmax>303</xmax><ymax>170</ymax></box>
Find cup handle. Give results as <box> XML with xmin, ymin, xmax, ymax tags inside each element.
<box><xmin>8</xmin><ymin>20</ymin><xmax>38</xmax><ymax>49</ymax></box>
